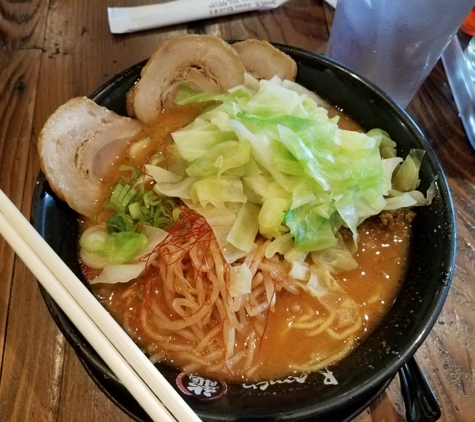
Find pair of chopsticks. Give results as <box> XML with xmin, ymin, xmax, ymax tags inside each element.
<box><xmin>0</xmin><ymin>189</ymin><xmax>201</xmax><ymax>422</ymax></box>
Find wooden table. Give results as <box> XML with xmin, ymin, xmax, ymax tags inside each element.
<box><xmin>1</xmin><ymin>1</ymin><xmax>474</xmax><ymax>421</ymax></box>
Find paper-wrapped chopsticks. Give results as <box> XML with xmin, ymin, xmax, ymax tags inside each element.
<box><xmin>0</xmin><ymin>189</ymin><xmax>201</xmax><ymax>422</ymax></box>
<box><xmin>324</xmin><ymin>0</ymin><xmax>338</xmax><ymax>8</ymax></box>
<box><xmin>108</xmin><ymin>0</ymin><xmax>291</xmax><ymax>34</ymax></box>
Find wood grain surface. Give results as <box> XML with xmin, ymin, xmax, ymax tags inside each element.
<box><xmin>0</xmin><ymin>1</ymin><xmax>474</xmax><ymax>421</ymax></box>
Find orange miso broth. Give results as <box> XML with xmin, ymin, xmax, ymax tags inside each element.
<box><xmin>79</xmin><ymin>102</ymin><xmax>414</xmax><ymax>383</ymax></box>
<box><xmin>84</xmin><ymin>210</ymin><xmax>412</xmax><ymax>382</ymax></box>
<box><xmin>257</xmin><ymin>212</ymin><xmax>413</xmax><ymax>379</ymax></box>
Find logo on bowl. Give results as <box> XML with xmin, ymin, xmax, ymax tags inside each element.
<box><xmin>176</xmin><ymin>373</ymin><xmax>228</xmax><ymax>400</ymax></box>
<box><xmin>176</xmin><ymin>369</ymin><xmax>339</xmax><ymax>398</ymax></box>
<box><xmin>241</xmin><ymin>369</ymin><xmax>338</xmax><ymax>391</ymax></box>
<box><xmin>242</xmin><ymin>373</ymin><xmax>308</xmax><ymax>391</ymax></box>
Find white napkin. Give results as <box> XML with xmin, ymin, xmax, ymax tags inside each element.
<box><xmin>108</xmin><ymin>0</ymin><xmax>291</xmax><ymax>34</ymax></box>
<box><xmin>324</xmin><ymin>0</ymin><xmax>338</xmax><ymax>8</ymax></box>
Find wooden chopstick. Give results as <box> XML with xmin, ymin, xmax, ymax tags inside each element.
<box><xmin>0</xmin><ymin>190</ymin><xmax>201</xmax><ymax>422</ymax></box>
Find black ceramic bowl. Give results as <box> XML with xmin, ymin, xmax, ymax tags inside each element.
<box><xmin>31</xmin><ymin>44</ymin><xmax>456</xmax><ymax>422</ymax></box>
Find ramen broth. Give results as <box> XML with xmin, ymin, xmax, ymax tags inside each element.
<box><xmin>80</xmin><ymin>103</ymin><xmax>414</xmax><ymax>382</ymax></box>
<box><xmin>83</xmin><ymin>214</ymin><xmax>411</xmax><ymax>381</ymax></box>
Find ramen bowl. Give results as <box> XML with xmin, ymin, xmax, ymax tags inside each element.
<box><xmin>31</xmin><ymin>44</ymin><xmax>456</xmax><ymax>421</ymax></box>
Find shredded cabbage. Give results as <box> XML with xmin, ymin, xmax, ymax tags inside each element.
<box><xmin>226</xmin><ymin>202</ymin><xmax>260</xmax><ymax>252</ymax></box>
<box><xmin>90</xmin><ymin>262</ymin><xmax>146</xmax><ymax>285</ymax></box>
<box><xmin>392</xmin><ymin>149</ymin><xmax>425</xmax><ymax>192</ymax></box>
<box><xmin>289</xmin><ymin>261</ymin><xmax>310</xmax><ymax>281</ymax></box>
<box><xmin>148</xmin><ymin>75</ymin><xmax>431</xmax><ymax>263</ymax></box>
<box><xmin>229</xmin><ymin>263</ymin><xmax>252</xmax><ymax>297</ymax></box>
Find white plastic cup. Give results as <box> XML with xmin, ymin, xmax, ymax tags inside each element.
<box><xmin>326</xmin><ymin>0</ymin><xmax>474</xmax><ymax>108</ymax></box>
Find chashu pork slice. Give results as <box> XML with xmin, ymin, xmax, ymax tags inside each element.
<box><xmin>38</xmin><ymin>97</ymin><xmax>143</xmax><ymax>218</ymax></box>
<box><xmin>129</xmin><ymin>34</ymin><xmax>246</xmax><ymax>124</ymax></box>
<box><xmin>232</xmin><ymin>39</ymin><xmax>297</xmax><ymax>81</ymax></box>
